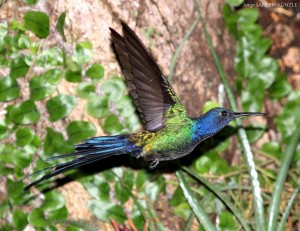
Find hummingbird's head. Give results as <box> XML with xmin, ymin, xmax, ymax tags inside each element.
<box><xmin>204</xmin><ymin>107</ymin><xmax>267</xmax><ymax>127</ymax></box>
<box><xmin>194</xmin><ymin>107</ymin><xmax>268</xmax><ymax>140</ymax></box>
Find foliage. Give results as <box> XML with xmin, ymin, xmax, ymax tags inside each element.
<box><xmin>0</xmin><ymin>9</ymin><xmax>141</xmax><ymax>230</ymax></box>
<box><xmin>171</xmin><ymin>1</ymin><xmax>299</xmax><ymax>230</ymax></box>
<box><xmin>174</xmin><ymin>1</ymin><xmax>299</xmax><ymax>230</ymax></box>
<box><xmin>1</xmin><ymin>1</ymin><xmax>299</xmax><ymax>231</ymax></box>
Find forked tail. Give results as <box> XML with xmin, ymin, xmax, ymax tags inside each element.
<box><xmin>24</xmin><ymin>135</ymin><xmax>140</xmax><ymax>191</ymax></box>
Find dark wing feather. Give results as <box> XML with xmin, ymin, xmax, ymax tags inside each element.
<box><xmin>110</xmin><ymin>22</ymin><xmax>184</xmax><ymax>132</ymax></box>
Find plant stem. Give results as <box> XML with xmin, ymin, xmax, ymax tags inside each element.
<box><xmin>183</xmin><ymin>166</ymin><xmax>251</xmax><ymax>231</ymax></box>
<box><xmin>277</xmin><ymin>183</ymin><xmax>300</xmax><ymax>231</ymax></box>
<box><xmin>176</xmin><ymin>170</ymin><xmax>216</xmax><ymax>231</ymax></box>
<box><xmin>193</xmin><ymin>1</ymin><xmax>266</xmax><ymax>230</ymax></box>
<box><xmin>267</xmin><ymin>128</ymin><xmax>300</xmax><ymax>231</ymax></box>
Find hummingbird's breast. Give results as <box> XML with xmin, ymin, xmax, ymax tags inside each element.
<box><xmin>131</xmin><ymin>117</ymin><xmax>196</xmax><ymax>161</ymax></box>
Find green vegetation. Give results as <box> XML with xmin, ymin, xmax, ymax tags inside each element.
<box><xmin>0</xmin><ymin>0</ymin><xmax>299</xmax><ymax>230</ymax></box>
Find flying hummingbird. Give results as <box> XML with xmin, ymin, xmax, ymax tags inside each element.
<box><xmin>24</xmin><ymin>22</ymin><xmax>267</xmax><ymax>191</ymax></box>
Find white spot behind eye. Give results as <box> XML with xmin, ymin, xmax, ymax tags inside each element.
<box><xmin>221</xmin><ymin>111</ymin><xmax>228</xmax><ymax>117</ymax></box>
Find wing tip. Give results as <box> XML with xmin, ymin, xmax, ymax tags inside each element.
<box><xmin>109</xmin><ymin>21</ymin><xmax>131</xmax><ymax>35</ymax></box>
<box><xmin>121</xmin><ymin>21</ymin><xmax>132</xmax><ymax>32</ymax></box>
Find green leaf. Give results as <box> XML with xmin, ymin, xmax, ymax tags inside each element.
<box><xmin>194</xmin><ymin>151</ymin><xmax>230</xmax><ymax>175</ymax></box>
<box><xmin>0</xmin><ymin>224</ymin><xmax>14</xmax><ymax>231</ymax></box>
<box><xmin>87</xmin><ymin>200</ymin><xmax>126</xmax><ymax>224</ymax></box>
<box><xmin>0</xmin><ymin>76</ymin><xmax>20</xmax><ymax>101</ymax></box>
<box><xmin>10</xmin><ymin>58</ymin><xmax>29</xmax><ymax>78</ymax></box>
<box><xmin>261</xmin><ymin>142</ymin><xmax>282</xmax><ymax>160</ymax></box>
<box><xmin>72</xmin><ymin>41</ymin><xmax>93</xmax><ymax>64</ymax></box>
<box><xmin>254</xmin><ymin>57</ymin><xmax>278</xmax><ymax>88</ymax></box>
<box><xmin>118</xmin><ymin>173</ymin><xmax>134</xmax><ymax>204</ymax></box>
<box><xmin>17</xmin><ymin>34</ymin><xmax>31</xmax><ymax>49</ymax></box>
<box><xmin>102</xmin><ymin>114</ymin><xmax>123</xmax><ymax>134</ymax></box>
<box><xmin>65</xmin><ymin>67</ymin><xmax>82</xmax><ymax>82</ymax></box>
<box><xmin>86</xmin><ymin>95</ymin><xmax>109</xmax><ymax>118</ymax></box>
<box><xmin>46</xmin><ymin>95</ymin><xmax>77</xmax><ymax>122</ymax></box>
<box><xmin>173</xmin><ymin>202</ymin><xmax>191</xmax><ymax>220</ymax></box>
<box><xmin>115</xmin><ymin>96</ymin><xmax>135</xmax><ymax>117</ymax></box>
<box><xmin>44</xmin><ymin>68</ymin><xmax>63</xmax><ymax>85</ymax></box>
<box><xmin>76</xmin><ymin>82</ymin><xmax>96</xmax><ymax>99</ymax></box>
<box><xmin>144</xmin><ymin>175</ymin><xmax>166</xmax><ymax>201</ymax></box>
<box><xmin>9</xmin><ymin>20</ymin><xmax>26</xmax><ymax>31</ymax></box>
<box><xmin>7</xmin><ymin>179</ymin><xmax>21</xmax><ymax>199</ymax></box>
<box><xmin>235</xmin><ymin>37</ymin><xmax>253</xmax><ymax>77</ymax></box>
<box><xmin>82</xmin><ymin>175</ymin><xmax>110</xmax><ymax>201</ymax></box>
<box><xmin>48</xmin><ymin>206</ymin><xmax>68</xmax><ymax>221</ymax></box>
<box><xmin>194</xmin><ymin>154</ymin><xmax>212</xmax><ymax>174</ymax></box>
<box><xmin>169</xmin><ymin>187</ymin><xmax>185</xmax><ymax>206</ymax></box>
<box><xmin>269</xmin><ymin>73</ymin><xmax>291</xmax><ymax>98</ymax></box>
<box><xmin>0</xmin><ymin>22</ymin><xmax>7</xmax><ymax>37</ymax></box>
<box><xmin>85</xmin><ymin>63</ymin><xmax>104</xmax><ymax>81</ymax></box>
<box><xmin>135</xmin><ymin>170</ymin><xmax>149</xmax><ymax>190</ymax></box>
<box><xmin>115</xmin><ymin>181</ymin><xmax>130</xmax><ymax>204</ymax></box>
<box><xmin>275</xmin><ymin>91</ymin><xmax>300</xmax><ymax>143</ymax></box>
<box><xmin>13</xmin><ymin>209</ymin><xmax>28</xmax><ymax>230</ymax></box>
<box><xmin>237</xmin><ymin>8</ymin><xmax>259</xmax><ymax>24</ymax></box>
<box><xmin>24</xmin><ymin>11</ymin><xmax>50</xmax><ymax>38</ymax></box>
<box><xmin>226</xmin><ymin>0</ymin><xmax>244</xmax><ymax>7</ymax></box>
<box><xmin>102</xmin><ymin>77</ymin><xmax>126</xmax><ymax>102</ymax></box>
<box><xmin>12</xmin><ymin>148</ymin><xmax>33</xmax><ymax>169</ymax></box>
<box><xmin>43</xmin><ymin>127</ymin><xmax>74</xmax><ymax>157</ymax></box>
<box><xmin>36</xmin><ymin>47</ymin><xmax>64</xmax><ymax>67</ymax></box>
<box><xmin>23</xmin><ymin>0</ymin><xmax>39</xmax><ymax>5</ymax></box>
<box><xmin>41</xmin><ymin>190</ymin><xmax>65</xmax><ymax>212</ymax></box>
<box><xmin>67</xmin><ymin>121</ymin><xmax>97</xmax><ymax>143</ymax></box>
<box><xmin>16</xmin><ymin>127</ymin><xmax>34</xmax><ymax>146</ymax></box>
<box><xmin>210</xmin><ymin>156</ymin><xmax>229</xmax><ymax>175</ymax></box>
<box><xmin>28</xmin><ymin>208</ymin><xmax>49</xmax><ymax>228</ymax></box>
<box><xmin>102</xmin><ymin>169</ymin><xmax>116</xmax><ymax>182</ymax></box>
<box><xmin>0</xmin><ymin>199</ymin><xmax>10</xmax><ymax>222</ymax></box>
<box><xmin>131</xmin><ymin>205</ymin><xmax>146</xmax><ymax>231</ymax></box>
<box><xmin>30</xmin><ymin>76</ymin><xmax>57</xmax><ymax>100</ymax></box>
<box><xmin>223</xmin><ymin>4</ymin><xmax>238</xmax><ymax>38</ymax></box>
<box><xmin>241</xmin><ymin>78</ymin><xmax>264</xmax><ymax>112</ymax></box>
<box><xmin>0</xmin><ymin>144</ymin><xmax>13</xmax><ymax>163</ymax></box>
<box><xmin>219</xmin><ymin>211</ymin><xmax>237</xmax><ymax>230</ymax></box>
<box><xmin>125</xmin><ymin>113</ymin><xmax>140</xmax><ymax>132</ymax></box>
<box><xmin>28</xmin><ymin>134</ymin><xmax>41</xmax><ymax>149</ymax></box>
<box><xmin>9</xmin><ymin>100</ymin><xmax>40</xmax><ymax>124</ymax></box>
<box><xmin>55</xmin><ymin>12</ymin><xmax>66</xmax><ymax>41</ymax></box>
<box><xmin>254</xmin><ymin>37</ymin><xmax>272</xmax><ymax>59</ymax></box>
<box><xmin>30</xmin><ymin>69</ymin><xmax>62</xmax><ymax>100</ymax></box>
<box><xmin>0</xmin><ymin>120</ymin><xmax>9</xmax><ymax>140</ymax></box>
<box><xmin>123</xmin><ymin>170</ymin><xmax>134</xmax><ymax>190</ymax></box>
<box><xmin>66</xmin><ymin>223</ymin><xmax>93</xmax><ymax>231</ymax></box>
<box><xmin>241</xmin><ymin>25</ymin><xmax>262</xmax><ymax>41</ymax></box>
<box><xmin>6</xmin><ymin>179</ymin><xmax>30</xmax><ymax>205</ymax></box>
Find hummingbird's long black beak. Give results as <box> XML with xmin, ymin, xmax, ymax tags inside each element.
<box><xmin>233</xmin><ymin>112</ymin><xmax>269</xmax><ymax>118</ymax></box>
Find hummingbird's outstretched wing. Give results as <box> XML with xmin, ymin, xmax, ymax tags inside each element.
<box><xmin>110</xmin><ymin>22</ymin><xmax>185</xmax><ymax>132</ymax></box>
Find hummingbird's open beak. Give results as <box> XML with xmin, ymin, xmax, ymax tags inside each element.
<box><xmin>233</xmin><ymin>112</ymin><xmax>269</xmax><ymax>118</ymax></box>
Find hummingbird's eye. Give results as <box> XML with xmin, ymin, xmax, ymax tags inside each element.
<box><xmin>221</xmin><ymin>110</ymin><xmax>229</xmax><ymax>117</ymax></box>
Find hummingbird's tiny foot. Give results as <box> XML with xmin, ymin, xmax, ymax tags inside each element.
<box><xmin>149</xmin><ymin>158</ymin><xmax>159</xmax><ymax>169</ymax></box>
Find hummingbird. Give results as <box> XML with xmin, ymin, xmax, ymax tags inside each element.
<box><xmin>24</xmin><ymin>22</ymin><xmax>267</xmax><ymax>191</ymax></box>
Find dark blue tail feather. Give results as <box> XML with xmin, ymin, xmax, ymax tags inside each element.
<box><xmin>23</xmin><ymin>135</ymin><xmax>140</xmax><ymax>191</ymax></box>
